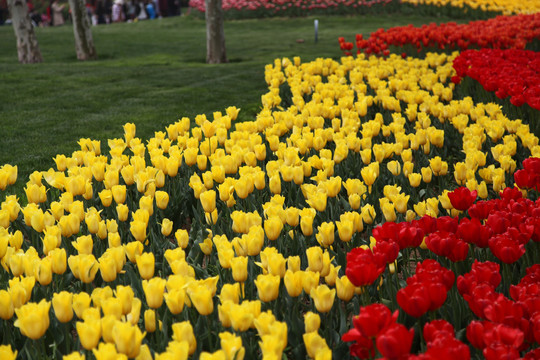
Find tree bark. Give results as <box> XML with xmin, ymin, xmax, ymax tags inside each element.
<box><xmin>68</xmin><ymin>0</ymin><xmax>97</xmax><ymax>60</ymax></box>
<box><xmin>7</xmin><ymin>0</ymin><xmax>42</xmax><ymax>63</ymax></box>
<box><xmin>205</xmin><ymin>0</ymin><xmax>226</xmax><ymax>64</ymax></box>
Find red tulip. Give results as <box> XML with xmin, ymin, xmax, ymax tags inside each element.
<box><xmin>352</xmin><ymin>303</ymin><xmax>398</xmax><ymax>338</ymax></box>
<box><xmin>345</xmin><ymin>247</ymin><xmax>386</xmax><ymax>287</ymax></box>
<box><xmin>376</xmin><ymin>323</ymin><xmax>414</xmax><ymax>360</ymax></box>
<box><xmin>448</xmin><ymin>187</ymin><xmax>477</xmax><ymax>211</ymax></box>
<box><xmin>397</xmin><ymin>283</ymin><xmax>431</xmax><ymax>318</ymax></box>
<box><xmin>488</xmin><ymin>233</ymin><xmax>526</xmax><ymax>264</ymax></box>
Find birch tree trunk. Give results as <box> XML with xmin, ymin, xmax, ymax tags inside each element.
<box><xmin>7</xmin><ymin>0</ymin><xmax>42</xmax><ymax>63</ymax></box>
<box><xmin>205</xmin><ymin>0</ymin><xmax>226</xmax><ymax>64</ymax></box>
<box><xmin>68</xmin><ymin>0</ymin><xmax>97</xmax><ymax>60</ymax></box>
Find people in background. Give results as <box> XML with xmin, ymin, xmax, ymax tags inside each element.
<box><xmin>51</xmin><ymin>0</ymin><xmax>65</xmax><ymax>26</ymax></box>
<box><xmin>112</xmin><ymin>0</ymin><xmax>124</xmax><ymax>22</ymax></box>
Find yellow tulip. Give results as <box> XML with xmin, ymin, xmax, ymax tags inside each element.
<box><xmin>171</xmin><ymin>321</ymin><xmax>197</xmax><ymax>355</ymax></box>
<box><xmin>284</xmin><ymin>270</ymin><xmax>303</xmax><ymax>298</ymax></box>
<box><xmin>188</xmin><ymin>286</ymin><xmax>214</xmax><ymax>316</ymax></box>
<box><xmin>264</xmin><ymin>216</ymin><xmax>283</xmax><ymax>241</ymax></box>
<box><xmin>14</xmin><ymin>299</ymin><xmax>50</xmax><ymax>340</ymax></box>
<box><xmin>72</xmin><ymin>235</ymin><xmax>93</xmax><ymax>255</ymax></box>
<box><xmin>200</xmin><ymin>190</ymin><xmax>217</xmax><ymax>213</ymax></box>
<box><xmin>175</xmin><ymin>229</ymin><xmax>190</xmax><ymax>249</ymax></box>
<box><xmin>112</xmin><ymin>321</ymin><xmax>146</xmax><ymax>358</ymax></box>
<box><xmin>165</xmin><ymin>288</ymin><xmax>186</xmax><ymax>315</ymax></box>
<box><xmin>408</xmin><ymin>172</ymin><xmax>422</xmax><ymax>188</ymax></box>
<box><xmin>255</xmin><ymin>274</ymin><xmax>280</xmax><ymax>302</ymax></box>
<box><xmin>143</xmin><ymin>277</ymin><xmax>166</xmax><ymax>309</ymax></box>
<box><xmin>220</xmin><ymin>332</ymin><xmax>245</xmax><ymax>360</ymax></box>
<box><xmin>72</xmin><ymin>292</ymin><xmax>91</xmax><ymax>319</ymax></box>
<box><xmin>230</xmin><ymin>256</ymin><xmax>248</xmax><ymax>283</ymax></box>
<box><xmin>0</xmin><ymin>290</ymin><xmax>14</xmax><ymax>320</ymax></box>
<box><xmin>336</xmin><ymin>275</ymin><xmax>355</xmax><ymax>302</ymax></box>
<box><xmin>93</xmin><ymin>343</ymin><xmax>126</xmax><ymax>360</ymax></box>
<box><xmin>116</xmin><ymin>204</ymin><xmax>129</xmax><ymax>222</ymax></box>
<box><xmin>303</xmin><ymin>332</ymin><xmax>330</xmax><ymax>359</ymax></box>
<box><xmin>316</xmin><ymin>222</ymin><xmax>335</xmax><ymax>248</ymax></box>
<box><xmin>304</xmin><ymin>312</ymin><xmax>320</xmax><ymax>333</ymax></box>
<box><xmin>52</xmin><ymin>291</ymin><xmax>73</xmax><ymax>323</ymax></box>
<box><xmin>310</xmin><ymin>284</ymin><xmax>335</xmax><ymax>313</ymax></box>
<box><xmin>0</xmin><ymin>345</ymin><xmax>17</xmax><ymax>360</ymax></box>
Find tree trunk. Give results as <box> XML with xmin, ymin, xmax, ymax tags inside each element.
<box><xmin>205</xmin><ymin>0</ymin><xmax>226</xmax><ymax>64</ymax></box>
<box><xmin>68</xmin><ymin>0</ymin><xmax>97</xmax><ymax>60</ymax></box>
<box><xmin>7</xmin><ymin>0</ymin><xmax>42</xmax><ymax>63</ymax></box>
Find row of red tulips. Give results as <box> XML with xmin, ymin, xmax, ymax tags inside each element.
<box><xmin>452</xmin><ymin>48</ymin><xmax>540</xmax><ymax>111</ymax></box>
<box><xmin>338</xmin><ymin>13</ymin><xmax>540</xmax><ymax>57</ymax></box>
<box><xmin>343</xmin><ymin>182</ymin><xmax>540</xmax><ymax>359</ymax></box>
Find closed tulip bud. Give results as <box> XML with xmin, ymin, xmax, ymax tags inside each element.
<box><xmin>284</xmin><ymin>270</ymin><xmax>303</xmax><ymax>297</ymax></box>
<box><xmin>155</xmin><ymin>191</ymin><xmax>169</xmax><ymax>210</ymax></box>
<box><xmin>200</xmin><ymin>190</ymin><xmax>216</xmax><ymax>213</ymax></box>
<box><xmin>99</xmin><ymin>255</ymin><xmax>118</xmax><ymax>282</ymax></box>
<box><xmin>0</xmin><ymin>290</ymin><xmax>14</xmax><ymax>320</ymax></box>
<box><xmin>316</xmin><ymin>222</ymin><xmax>335</xmax><ymax>248</ymax></box>
<box><xmin>287</xmin><ymin>256</ymin><xmax>300</xmax><ymax>272</ymax></box>
<box><xmin>35</xmin><ymin>258</ymin><xmax>52</xmax><ymax>286</ymax></box>
<box><xmin>188</xmin><ymin>286</ymin><xmax>214</xmax><ymax>316</ymax></box>
<box><xmin>25</xmin><ymin>183</ymin><xmax>47</xmax><ymax>204</ymax></box>
<box><xmin>310</xmin><ymin>284</ymin><xmax>335</xmax><ymax>313</ymax></box>
<box><xmin>79</xmin><ymin>254</ymin><xmax>99</xmax><ymax>283</ymax></box>
<box><xmin>269</xmin><ymin>174</ymin><xmax>281</xmax><ymax>194</ymax></box>
<box><xmin>111</xmin><ymin>185</ymin><xmax>126</xmax><ymax>204</ymax></box>
<box><xmin>130</xmin><ymin>220</ymin><xmax>147</xmax><ymax>242</ymax></box>
<box><xmin>264</xmin><ymin>216</ymin><xmax>283</xmax><ymax>241</ymax></box>
<box><xmin>49</xmin><ymin>248</ymin><xmax>67</xmax><ymax>274</ymax></box>
<box><xmin>172</xmin><ymin>322</ymin><xmax>197</xmax><ymax>355</ymax></box>
<box><xmin>348</xmin><ymin>193</ymin><xmax>361</xmax><ymax>210</ymax></box>
<box><xmin>112</xmin><ymin>321</ymin><xmax>145</xmax><ymax>358</ymax></box>
<box><xmin>116</xmin><ymin>204</ymin><xmax>129</xmax><ymax>222</ymax></box>
<box><xmin>115</xmin><ymin>285</ymin><xmax>134</xmax><ymax>315</ymax></box>
<box><xmin>14</xmin><ymin>299</ymin><xmax>51</xmax><ymax>340</ymax></box>
<box><xmin>387</xmin><ymin>160</ymin><xmax>401</xmax><ymax>176</ymax></box>
<box><xmin>336</xmin><ymin>219</ymin><xmax>354</xmax><ymax>242</ymax></box>
<box><xmin>306</xmin><ymin>246</ymin><xmax>323</xmax><ymax>273</ymax></box>
<box><xmin>230</xmin><ymin>256</ymin><xmax>248</xmax><ymax>283</ymax></box>
<box><xmin>408</xmin><ymin>173</ymin><xmax>422</xmax><ymax>187</ymax></box>
<box><xmin>161</xmin><ymin>219</ymin><xmax>173</xmax><ymax>236</ymax></box>
<box><xmin>175</xmin><ymin>229</ymin><xmax>190</xmax><ymax>249</ymax></box>
<box><xmin>205</xmin><ymin>209</ymin><xmax>219</xmax><ymax>225</ymax></box>
<box><xmin>380</xmin><ymin>199</ymin><xmax>397</xmax><ymax>222</ymax></box>
<box><xmin>336</xmin><ymin>276</ymin><xmax>355</xmax><ymax>302</ymax></box>
<box><xmin>255</xmin><ymin>274</ymin><xmax>280</xmax><ymax>302</ymax></box>
<box><xmin>136</xmin><ymin>252</ymin><xmax>155</xmax><ymax>280</ymax></box>
<box><xmin>421</xmin><ymin>167</ymin><xmax>432</xmax><ymax>183</ymax></box>
<box><xmin>143</xmin><ymin>277</ymin><xmax>166</xmax><ymax>309</ymax></box>
<box><xmin>164</xmin><ymin>288</ymin><xmax>185</xmax><ymax>315</ymax></box>
<box><xmin>284</xmin><ymin>207</ymin><xmax>299</xmax><ymax>227</ymax></box>
<box><xmin>92</xmin><ymin>343</ymin><xmax>124</xmax><ymax>360</ymax></box>
<box><xmin>300</xmin><ymin>211</ymin><xmax>315</xmax><ymax>236</ymax></box>
<box><xmin>304</xmin><ymin>312</ymin><xmax>320</xmax><ymax>333</ymax></box>
<box><xmin>144</xmin><ymin>309</ymin><xmax>157</xmax><ymax>333</ymax></box>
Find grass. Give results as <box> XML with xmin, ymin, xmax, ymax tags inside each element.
<box><xmin>0</xmin><ymin>12</ymin><xmax>457</xmax><ymax>197</ymax></box>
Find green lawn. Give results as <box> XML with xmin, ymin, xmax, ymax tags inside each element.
<box><xmin>0</xmin><ymin>13</ymin><xmax>455</xmax><ymax>196</ymax></box>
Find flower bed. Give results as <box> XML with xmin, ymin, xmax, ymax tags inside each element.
<box><xmin>338</xmin><ymin>13</ymin><xmax>540</xmax><ymax>57</ymax></box>
<box><xmin>401</xmin><ymin>0</ymin><xmax>540</xmax><ymax>15</ymax></box>
<box><xmin>0</xmin><ymin>47</ymin><xmax>539</xmax><ymax>358</ymax></box>
<box><xmin>188</xmin><ymin>0</ymin><xmax>399</xmax><ymax>19</ymax></box>
<box><xmin>452</xmin><ymin>48</ymin><xmax>540</xmax><ymax>110</ymax></box>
